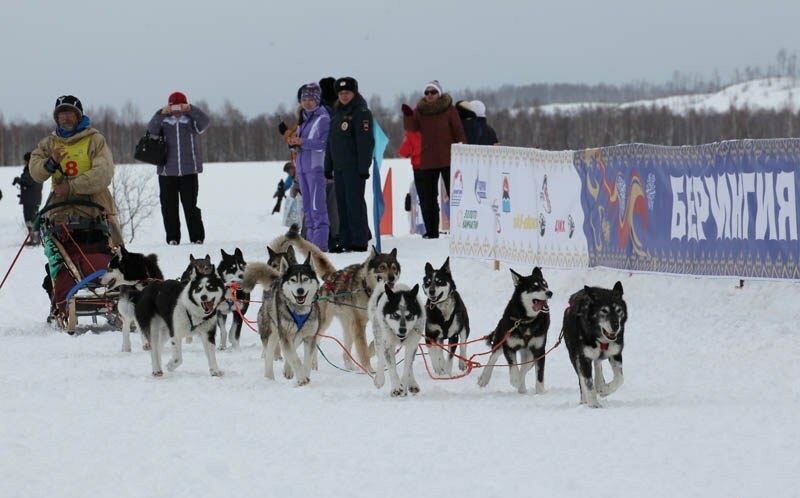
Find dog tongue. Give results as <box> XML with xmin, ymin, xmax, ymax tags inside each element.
<box><xmin>533</xmin><ymin>299</ymin><xmax>546</xmax><ymax>311</ymax></box>
<box><xmin>202</xmin><ymin>300</ymin><xmax>215</xmax><ymax>313</ymax></box>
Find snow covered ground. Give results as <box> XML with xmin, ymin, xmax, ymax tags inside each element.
<box><xmin>0</xmin><ymin>160</ymin><xmax>798</xmax><ymax>498</ymax></box>
<box><xmin>527</xmin><ymin>76</ymin><xmax>800</xmax><ymax>115</ymax></box>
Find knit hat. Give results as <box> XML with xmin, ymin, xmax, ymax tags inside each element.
<box><xmin>168</xmin><ymin>92</ymin><xmax>188</xmax><ymax>105</ymax></box>
<box><xmin>424</xmin><ymin>80</ymin><xmax>443</xmax><ymax>96</ymax></box>
<box><xmin>53</xmin><ymin>95</ymin><xmax>83</xmax><ymax>121</ymax></box>
<box><xmin>300</xmin><ymin>82</ymin><xmax>322</xmax><ymax>104</ymax></box>
<box><xmin>456</xmin><ymin>100</ymin><xmax>476</xmax><ymax>120</ymax></box>
<box><xmin>335</xmin><ymin>77</ymin><xmax>358</xmax><ymax>94</ymax></box>
<box><xmin>470</xmin><ymin>100</ymin><xmax>486</xmax><ymax>118</ymax></box>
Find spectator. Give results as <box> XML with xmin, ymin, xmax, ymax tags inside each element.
<box><xmin>28</xmin><ymin>95</ymin><xmax>124</xmax><ymax>246</ymax></box>
<box><xmin>324</xmin><ymin>76</ymin><xmax>375</xmax><ymax>252</ymax></box>
<box><xmin>279</xmin><ymin>78</ymin><xmax>341</xmax><ymax>252</ymax></box>
<box><xmin>456</xmin><ymin>100</ymin><xmax>481</xmax><ymax>145</ymax></box>
<box><xmin>469</xmin><ymin>100</ymin><xmax>499</xmax><ymax>145</ymax></box>
<box><xmin>13</xmin><ymin>152</ymin><xmax>44</xmax><ymax>245</ymax></box>
<box><xmin>281</xmin><ymin>162</ymin><xmax>303</xmax><ymax>229</ymax></box>
<box><xmin>402</xmin><ymin>80</ymin><xmax>466</xmax><ymax>238</ymax></box>
<box><xmin>397</xmin><ymin>130</ymin><xmax>421</xmax><ymax>169</ymax></box>
<box><xmin>147</xmin><ymin>91</ymin><xmax>210</xmax><ymax>245</ymax></box>
<box><xmin>287</xmin><ymin>83</ymin><xmax>331</xmax><ymax>251</ymax></box>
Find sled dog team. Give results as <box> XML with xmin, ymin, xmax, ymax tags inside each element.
<box><xmin>101</xmin><ymin>225</ymin><xmax>628</xmax><ymax>407</ymax></box>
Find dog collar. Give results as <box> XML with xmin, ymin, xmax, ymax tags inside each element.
<box><xmin>599</xmin><ymin>342</ymin><xmax>609</xmax><ymax>351</ymax></box>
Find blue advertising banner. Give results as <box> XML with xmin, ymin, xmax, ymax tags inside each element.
<box><xmin>574</xmin><ymin>139</ymin><xmax>800</xmax><ymax>279</ymax></box>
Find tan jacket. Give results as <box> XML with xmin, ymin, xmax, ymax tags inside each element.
<box><xmin>29</xmin><ymin>127</ymin><xmax>124</xmax><ymax>245</ymax></box>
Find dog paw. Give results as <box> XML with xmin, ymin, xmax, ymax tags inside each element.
<box><xmin>517</xmin><ymin>384</ymin><xmax>528</xmax><ymax>394</ymax></box>
<box><xmin>264</xmin><ymin>369</ymin><xmax>275</xmax><ymax>380</ymax></box>
<box><xmin>535</xmin><ymin>383</ymin><xmax>546</xmax><ymax>395</ymax></box>
<box><xmin>391</xmin><ymin>388</ymin><xmax>407</xmax><ymax>397</ymax></box>
<box><xmin>152</xmin><ymin>370</ymin><xmax>163</xmax><ymax>377</ymax></box>
<box><xmin>142</xmin><ymin>343</ymin><xmax>151</xmax><ymax>351</ymax></box>
<box><xmin>231</xmin><ymin>340</ymin><xmax>239</xmax><ymax>349</ymax></box>
<box><xmin>296</xmin><ymin>377</ymin><xmax>310</xmax><ymax>386</ymax></box>
<box><xmin>185</xmin><ymin>336</ymin><xmax>193</xmax><ymax>344</ymax></box>
<box><xmin>373</xmin><ymin>374</ymin><xmax>385</xmax><ymax>389</ymax></box>
<box><xmin>477</xmin><ymin>373</ymin><xmax>490</xmax><ymax>388</ymax></box>
<box><xmin>210</xmin><ymin>369</ymin><xmax>224</xmax><ymax>377</ymax></box>
<box><xmin>218</xmin><ymin>345</ymin><xmax>227</xmax><ymax>351</ymax></box>
<box><xmin>596</xmin><ymin>383</ymin><xmax>610</xmax><ymax>396</ymax></box>
<box><xmin>283</xmin><ymin>364</ymin><xmax>294</xmax><ymax>380</ymax></box>
<box><xmin>458</xmin><ymin>360</ymin><xmax>468</xmax><ymax>371</ymax></box>
<box><xmin>122</xmin><ymin>344</ymin><xmax>131</xmax><ymax>353</ymax></box>
<box><xmin>166</xmin><ymin>359</ymin><xmax>181</xmax><ymax>372</ymax></box>
<box><xmin>408</xmin><ymin>384</ymin><xmax>420</xmax><ymax>394</ymax></box>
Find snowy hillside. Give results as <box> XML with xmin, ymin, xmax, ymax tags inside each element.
<box><xmin>0</xmin><ymin>161</ymin><xmax>798</xmax><ymax>498</ymax></box>
<box><xmin>529</xmin><ymin>77</ymin><xmax>800</xmax><ymax>115</ymax></box>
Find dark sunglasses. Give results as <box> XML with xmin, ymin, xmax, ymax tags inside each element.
<box><xmin>424</xmin><ymin>90</ymin><xmax>439</xmax><ymax>96</ymax></box>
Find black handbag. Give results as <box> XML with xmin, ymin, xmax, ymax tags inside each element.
<box><xmin>134</xmin><ymin>132</ymin><xmax>167</xmax><ymax>166</ymax></box>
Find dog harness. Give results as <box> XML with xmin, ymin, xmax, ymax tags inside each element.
<box><xmin>186</xmin><ymin>309</ymin><xmax>216</xmax><ymax>332</ymax></box>
<box><xmin>288</xmin><ymin>306</ymin><xmax>310</xmax><ymax>331</ymax></box>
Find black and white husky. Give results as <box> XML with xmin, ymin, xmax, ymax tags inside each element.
<box><xmin>422</xmin><ymin>257</ymin><xmax>470</xmax><ymax>375</ymax></box>
<box><xmin>242</xmin><ymin>252</ymin><xmax>320</xmax><ymax>386</ymax></box>
<box><xmin>99</xmin><ymin>246</ymin><xmax>164</xmax><ymax>352</ymax></box>
<box><xmin>215</xmin><ymin>248</ymin><xmax>249</xmax><ymax>350</ymax></box>
<box><xmin>134</xmin><ymin>265</ymin><xmax>226</xmax><ymax>377</ymax></box>
<box><xmin>477</xmin><ymin>267</ymin><xmax>552</xmax><ymax>394</ymax></box>
<box><xmin>370</xmin><ymin>283</ymin><xmax>424</xmax><ymax>397</ymax></box>
<box><xmin>562</xmin><ymin>282</ymin><xmax>627</xmax><ymax>408</ymax></box>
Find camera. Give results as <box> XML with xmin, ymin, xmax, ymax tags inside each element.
<box><xmin>170</xmin><ymin>104</ymin><xmax>183</xmax><ymax>111</ymax></box>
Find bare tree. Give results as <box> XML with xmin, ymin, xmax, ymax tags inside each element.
<box><xmin>111</xmin><ymin>164</ymin><xmax>158</xmax><ymax>244</ymax></box>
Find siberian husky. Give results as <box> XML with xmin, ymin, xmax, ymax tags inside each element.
<box><xmin>477</xmin><ymin>267</ymin><xmax>552</xmax><ymax>394</ymax></box>
<box><xmin>422</xmin><ymin>257</ymin><xmax>470</xmax><ymax>375</ymax></box>
<box><xmin>99</xmin><ymin>246</ymin><xmax>164</xmax><ymax>352</ymax></box>
<box><xmin>562</xmin><ymin>282</ymin><xmax>627</xmax><ymax>408</ymax></box>
<box><xmin>134</xmin><ymin>265</ymin><xmax>226</xmax><ymax>377</ymax></box>
<box><xmin>369</xmin><ymin>283</ymin><xmax>424</xmax><ymax>397</ymax></box>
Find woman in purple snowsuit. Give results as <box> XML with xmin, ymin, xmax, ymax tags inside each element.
<box><xmin>288</xmin><ymin>83</ymin><xmax>331</xmax><ymax>251</ymax></box>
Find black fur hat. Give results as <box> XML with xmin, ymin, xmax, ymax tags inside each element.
<box><xmin>335</xmin><ymin>76</ymin><xmax>358</xmax><ymax>94</ymax></box>
<box><xmin>319</xmin><ymin>76</ymin><xmax>337</xmax><ymax>106</ymax></box>
<box><xmin>53</xmin><ymin>95</ymin><xmax>83</xmax><ymax>121</ymax></box>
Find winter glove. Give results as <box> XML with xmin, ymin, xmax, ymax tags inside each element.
<box><xmin>278</xmin><ymin>121</ymin><xmax>288</xmax><ymax>136</ymax></box>
<box><xmin>360</xmin><ymin>173</ymin><xmax>370</xmax><ymax>180</ymax></box>
<box><xmin>44</xmin><ymin>158</ymin><xmax>58</xmax><ymax>173</ymax></box>
<box><xmin>12</xmin><ymin>177</ymin><xmax>20</xmax><ymax>186</ymax></box>
<box><xmin>324</xmin><ymin>170</ymin><xmax>333</xmax><ymax>180</ymax></box>
<box><xmin>401</xmin><ymin>104</ymin><xmax>413</xmax><ymax>117</ymax></box>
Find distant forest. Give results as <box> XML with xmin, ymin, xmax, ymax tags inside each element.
<box><xmin>1</xmin><ymin>50</ymin><xmax>799</xmax><ymax>166</ymax></box>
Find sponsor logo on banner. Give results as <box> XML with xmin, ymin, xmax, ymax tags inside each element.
<box><xmin>540</xmin><ymin>174</ymin><xmax>552</xmax><ymax>213</ymax></box>
<box><xmin>555</xmin><ymin>219</ymin><xmax>566</xmax><ymax>233</ymax></box>
<box><xmin>474</xmin><ymin>171</ymin><xmax>487</xmax><ymax>204</ymax></box>
<box><xmin>513</xmin><ymin>215</ymin><xmax>539</xmax><ymax>231</ymax></box>
<box><xmin>568</xmin><ymin>214</ymin><xmax>575</xmax><ymax>238</ymax></box>
<box><xmin>451</xmin><ymin>170</ymin><xmax>464</xmax><ymax>207</ymax></box>
<box><xmin>502</xmin><ymin>174</ymin><xmax>511</xmax><ymax>213</ymax></box>
<box><xmin>492</xmin><ymin>200</ymin><xmax>502</xmax><ymax>233</ymax></box>
<box><xmin>458</xmin><ymin>209</ymin><xmax>479</xmax><ymax>230</ymax></box>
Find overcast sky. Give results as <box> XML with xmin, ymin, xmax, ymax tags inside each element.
<box><xmin>3</xmin><ymin>0</ymin><xmax>798</xmax><ymax>123</ymax></box>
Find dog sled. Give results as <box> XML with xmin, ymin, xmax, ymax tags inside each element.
<box><xmin>37</xmin><ymin>200</ymin><xmax>120</xmax><ymax>334</ymax></box>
